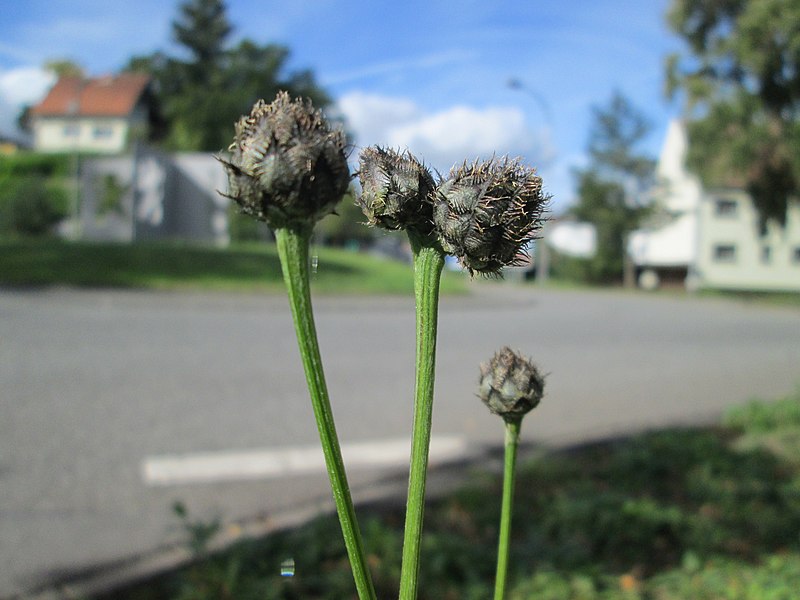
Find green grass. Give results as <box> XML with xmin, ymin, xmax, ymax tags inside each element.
<box><xmin>697</xmin><ymin>289</ymin><xmax>800</xmax><ymax>309</ymax></box>
<box><xmin>98</xmin><ymin>389</ymin><xmax>800</xmax><ymax>600</ymax></box>
<box><xmin>0</xmin><ymin>238</ymin><xmax>467</xmax><ymax>295</ymax></box>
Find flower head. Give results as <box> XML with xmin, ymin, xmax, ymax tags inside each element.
<box><xmin>433</xmin><ymin>157</ymin><xmax>548</xmax><ymax>275</ymax></box>
<box><xmin>478</xmin><ymin>347</ymin><xmax>545</xmax><ymax>422</ymax></box>
<box><xmin>219</xmin><ymin>92</ymin><xmax>350</xmax><ymax>230</ymax></box>
<box><xmin>357</xmin><ymin>146</ymin><xmax>437</xmax><ymax>238</ymax></box>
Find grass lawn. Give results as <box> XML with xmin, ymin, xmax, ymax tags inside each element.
<box><xmin>97</xmin><ymin>389</ymin><xmax>800</xmax><ymax>600</ymax></box>
<box><xmin>0</xmin><ymin>238</ymin><xmax>467</xmax><ymax>295</ymax></box>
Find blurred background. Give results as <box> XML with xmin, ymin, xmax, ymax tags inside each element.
<box><xmin>2</xmin><ymin>0</ymin><xmax>798</xmax><ymax>291</ymax></box>
<box><xmin>2</xmin><ymin>1</ymin><xmax>800</xmax><ymax>599</ymax></box>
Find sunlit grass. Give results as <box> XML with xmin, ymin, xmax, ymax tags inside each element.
<box><xmin>0</xmin><ymin>238</ymin><xmax>467</xmax><ymax>295</ymax></box>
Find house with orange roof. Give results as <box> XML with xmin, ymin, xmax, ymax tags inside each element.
<box><xmin>30</xmin><ymin>73</ymin><xmax>154</xmax><ymax>154</ymax></box>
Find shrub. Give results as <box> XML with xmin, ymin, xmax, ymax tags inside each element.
<box><xmin>0</xmin><ymin>176</ymin><xmax>69</xmax><ymax>236</ymax></box>
<box><xmin>724</xmin><ymin>392</ymin><xmax>800</xmax><ymax>433</ymax></box>
<box><xmin>0</xmin><ymin>153</ymin><xmax>71</xmax><ymax>178</ymax></box>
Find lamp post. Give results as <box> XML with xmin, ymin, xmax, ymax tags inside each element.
<box><xmin>67</xmin><ymin>99</ymin><xmax>81</xmax><ymax>239</ymax></box>
<box><xmin>507</xmin><ymin>78</ymin><xmax>552</xmax><ymax>284</ymax></box>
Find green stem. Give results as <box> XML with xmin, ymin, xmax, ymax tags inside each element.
<box><xmin>274</xmin><ymin>226</ymin><xmax>376</xmax><ymax>600</ymax></box>
<box><xmin>399</xmin><ymin>237</ymin><xmax>445</xmax><ymax>600</ymax></box>
<box><xmin>494</xmin><ymin>418</ymin><xmax>522</xmax><ymax>600</ymax></box>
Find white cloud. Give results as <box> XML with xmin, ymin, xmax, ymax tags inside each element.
<box><xmin>0</xmin><ymin>66</ymin><xmax>55</xmax><ymax>136</ymax></box>
<box><xmin>337</xmin><ymin>92</ymin><xmax>418</xmax><ymax>144</ymax></box>
<box><xmin>0</xmin><ymin>67</ymin><xmax>54</xmax><ymax>106</ymax></box>
<box><xmin>389</xmin><ymin>106</ymin><xmax>530</xmax><ymax>165</ymax></box>
<box><xmin>337</xmin><ymin>91</ymin><xmax>553</xmax><ymax>173</ymax></box>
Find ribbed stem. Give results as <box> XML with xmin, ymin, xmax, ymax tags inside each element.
<box><xmin>274</xmin><ymin>226</ymin><xmax>376</xmax><ymax>600</ymax></box>
<box><xmin>494</xmin><ymin>418</ymin><xmax>522</xmax><ymax>600</ymax></box>
<box><xmin>399</xmin><ymin>236</ymin><xmax>445</xmax><ymax>600</ymax></box>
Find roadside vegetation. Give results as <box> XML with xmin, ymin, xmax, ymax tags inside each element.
<box><xmin>96</xmin><ymin>389</ymin><xmax>800</xmax><ymax>600</ymax></box>
<box><xmin>0</xmin><ymin>238</ymin><xmax>467</xmax><ymax>295</ymax></box>
<box><xmin>0</xmin><ymin>153</ymin><xmax>71</xmax><ymax>237</ymax></box>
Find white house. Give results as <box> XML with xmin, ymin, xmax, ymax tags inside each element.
<box><xmin>30</xmin><ymin>74</ymin><xmax>152</xmax><ymax>154</ymax></box>
<box><xmin>694</xmin><ymin>187</ymin><xmax>800</xmax><ymax>291</ymax></box>
<box><xmin>629</xmin><ymin>120</ymin><xmax>800</xmax><ymax>292</ymax></box>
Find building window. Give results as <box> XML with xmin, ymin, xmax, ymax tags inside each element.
<box><xmin>714</xmin><ymin>197</ymin><xmax>738</xmax><ymax>217</ymax></box>
<box><xmin>93</xmin><ymin>126</ymin><xmax>113</xmax><ymax>139</ymax></box>
<box><xmin>761</xmin><ymin>245</ymin><xmax>772</xmax><ymax>264</ymax></box>
<box><xmin>63</xmin><ymin>124</ymin><xmax>80</xmax><ymax>137</ymax></box>
<box><xmin>713</xmin><ymin>244</ymin><xmax>737</xmax><ymax>263</ymax></box>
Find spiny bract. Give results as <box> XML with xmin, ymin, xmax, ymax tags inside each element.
<box><xmin>433</xmin><ymin>157</ymin><xmax>548</xmax><ymax>275</ymax></box>
<box><xmin>357</xmin><ymin>146</ymin><xmax>437</xmax><ymax>238</ymax></box>
<box><xmin>478</xmin><ymin>347</ymin><xmax>545</xmax><ymax>422</ymax></box>
<box><xmin>219</xmin><ymin>92</ymin><xmax>350</xmax><ymax>230</ymax></box>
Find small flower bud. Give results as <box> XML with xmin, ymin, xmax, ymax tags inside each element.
<box><xmin>478</xmin><ymin>347</ymin><xmax>545</xmax><ymax>422</ymax></box>
<box><xmin>433</xmin><ymin>157</ymin><xmax>548</xmax><ymax>275</ymax></box>
<box><xmin>356</xmin><ymin>146</ymin><xmax>437</xmax><ymax>237</ymax></box>
<box><xmin>219</xmin><ymin>92</ymin><xmax>350</xmax><ymax>229</ymax></box>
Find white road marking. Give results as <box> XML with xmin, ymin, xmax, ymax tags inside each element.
<box><xmin>142</xmin><ymin>436</ymin><xmax>468</xmax><ymax>486</ymax></box>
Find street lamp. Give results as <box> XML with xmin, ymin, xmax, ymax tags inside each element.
<box><xmin>507</xmin><ymin>78</ymin><xmax>553</xmax><ymax>125</ymax></box>
<box><xmin>507</xmin><ymin>78</ymin><xmax>551</xmax><ymax>284</ymax></box>
<box><xmin>67</xmin><ymin>99</ymin><xmax>81</xmax><ymax>239</ymax></box>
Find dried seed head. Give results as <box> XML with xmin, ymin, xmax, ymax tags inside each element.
<box><xmin>219</xmin><ymin>92</ymin><xmax>350</xmax><ymax>229</ymax></box>
<box><xmin>356</xmin><ymin>146</ymin><xmax>436</xmax><ymax>237</ymax></box>
<box><xmin>478</xmin><ymin>347</ymin><xmax>545</xmax><ymax>422</ymax></box>
<box><xmin>433</xmin><ymin>157</ymin><xmax>548</xmax><ymax>275</ymax></box>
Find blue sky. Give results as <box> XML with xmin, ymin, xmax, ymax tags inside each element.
<box><xmin>0</xmin><ymin>0</ymin><xmax>683</xmax><ymax>210</ymax></box>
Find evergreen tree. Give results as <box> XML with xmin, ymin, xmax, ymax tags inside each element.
<box><xmin>570</xmin><ymin>92</ymin><xmax>655</xmax><ymax>283</ymax></box>
<box><xmin>126</xmin><ymin>0</ymin><xmax>331</xmax><ymax>151</ymax></box>
<box><xmin>172</xmin><ymin>0</ymin><xmax>231</xmax><ymax>72</ymax></box>
<box><xmin>666</xmin><ymin>0</ymin><xmax>800</xmax><ymax>228</ymax></box>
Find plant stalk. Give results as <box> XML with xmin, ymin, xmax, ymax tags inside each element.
<box><xmin>274</xmin><ymin>226</ymin><xmax>376</xmax><ymax>600</ymax></box>
<box><xmin>398</xmin><ymin>237</ymin><xmax>445</xmax><ymax>600</ymax></box>
<box><xmin>494</xmin><ymin>418</ymin><xmax>522</xmax><ymax>600</ymax></box>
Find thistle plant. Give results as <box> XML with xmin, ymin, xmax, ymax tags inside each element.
<box><xmin>357</xmin><ymin>147</ymin><xmax>443</xmax><ymax>600</ymax></box>
<box><xmin>357</xmin><ymin>147</ymin><xmax>548</xmax><ymax>599</ymax></box>
<box><xmin>478</xmin><ymin>347</ymin><xmax>546</xmax><ymax>600</ymax></box>
<box><xmin>220</xmin><ymin>92</ymin><xmax>376</xmax><ymax>600</ymax></box>
<box><xmin>220</xmin><ymin>91</ymin><xmax>550</xmax><ymax>598</ymax></box>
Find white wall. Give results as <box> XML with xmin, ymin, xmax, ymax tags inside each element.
<box><xmin>77</xmin><ymin>151</ymin><xmax>230</xmax><ymax>246</ymax></box>
<box><xmin>654</xmin><ymin>119</ymin><xmax>704</xmax><ymax>214</ymax></box>
<box><xmin>629</xmin><ymin>119</ymin><xmax>702</xmax><ymax>269</ymax></box>
<box><xmin>33</xmin><ymin>117</ymin><xmax>130</xmax><ymax>153</ymax></box>
<box><xmin>696</xmin><ymin>190</ymin><xmax>800</xmax><ymax>292</ymax></box>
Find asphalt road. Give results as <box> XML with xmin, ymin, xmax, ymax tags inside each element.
<box><xmin>2</xmin><ymin>285</ymin><xmax>799</xmax><ymax>598</ymax></box>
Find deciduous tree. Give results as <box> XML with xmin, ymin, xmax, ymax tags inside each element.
<box><xmin>666</xmin><ymin>0</ymin><xmax>800</xmax><ymax>228</ymax></box>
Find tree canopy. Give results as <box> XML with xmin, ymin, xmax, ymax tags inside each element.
<box><xmin>172</xmin><ymin>0</ymin><xmax>232</xmax><ymax>71</ymax></box>
<box><xmin>666</xmin><ymin>0</ymin><xmax>800</xmax><ymax>228</ymax></box>
<box><xmin>43</xmin><ymin>59</ymin><xmax>85</xmax><ymax>79</ymax></box>
<box><xmin>570</xmin><ymin>91</ymin><xmax>655</xmax><ymax>283</ymax></box>
<box><xmin>126</xmin><ymin>0</ymin><xmax>332</xmax><ymax>152</ymax></box>
<box><xmin>587</xmin><ymin>92</ymin><xmax>655</xmax><ymax>184</ymax></box>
